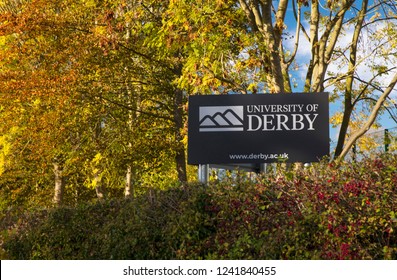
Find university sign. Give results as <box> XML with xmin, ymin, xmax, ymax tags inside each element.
<box><xmin>188</xmin><ymin>93</ymin><xmax>329</xmax><ymax>164</ymax></box>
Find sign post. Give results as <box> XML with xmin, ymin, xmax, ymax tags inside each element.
<box><xmin>198</xmin><ymin>164</ymin><xmax>209</xmax><ymax>184</ymax></box>
<box><xmin>188</xmin><ymin>93</ymin><xmax>329</xmax><ymax>167</ymax></box>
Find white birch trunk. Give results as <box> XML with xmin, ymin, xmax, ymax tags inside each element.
<box><xmin>53</xmin><ymin>162</ymin><xmax>64</xmax><ymax>206</ymax></box>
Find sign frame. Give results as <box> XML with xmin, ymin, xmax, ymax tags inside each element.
<box><xmin>188</xmin><ymin>93</ymin><xmax>329</xmax><ymax>165</ymax></box>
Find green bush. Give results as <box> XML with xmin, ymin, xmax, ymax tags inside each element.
<box><xmin>1</xmin><ymin>156</ymin><xmax>397</xmax><ymax>259</ymax></box>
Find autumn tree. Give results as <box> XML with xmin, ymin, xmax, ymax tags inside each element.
<box><xmin>82</xmin><ymin>0</ymin><xmax>190</xmax><ymax>188</ymax></box>
<box><xmin>0</xmin><ymin>0</ymin><xmax>194</xmax><ymax>206</ymax></box>
<box><xmin>2</xmin><ymin>0</ymin><xmax>397</xmax><ymax>210</ymax></box>
<box><xmin>165</xmin><ymin>0</ymin><xmax>397</xmax><ymax>159</ymax></box>
<box><xmin>0</xmin><ymin>0</ymin><xmax>85</xmax><ymax>206</ymax></box>
<box><xmin>237</xmin><ymin>0</ymin><xmax>397</xmax><ymax>159</ymax></box>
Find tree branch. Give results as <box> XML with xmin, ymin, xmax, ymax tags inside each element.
<box><xmin>337</xmin><ymin>71</ymin><xmax>397</xmax><ymax>161</ymax></box>
<box><xmin>357</xmin><ymin>97</ymin><xmax>397</xmax><ymax>124</ymax></box>
<box><xmin>285</xmin><ymin>2</ymin><xmax>301</xmax><ymax>66</ymax></box>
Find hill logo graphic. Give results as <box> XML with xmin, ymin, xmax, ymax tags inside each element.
<box><xmin>199</xmin><ymin>106</ymin><xmax>244</xmax><ymax>132</ymax></box>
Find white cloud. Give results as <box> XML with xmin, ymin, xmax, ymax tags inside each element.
<box><xmin>284</xmin><ymin>18</ymin><xmax>397</xmax><ymax>139</ymax></box>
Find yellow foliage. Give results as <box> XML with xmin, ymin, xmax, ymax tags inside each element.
<box><xmin>389</xmin><ymin>141</ymin><xmax>397</xmax><ymax>152</ymax></box>
<box><xmin>93</xmin><ymin>25</ymin><xmax>107</xmax><ymax>36</ymax></box>
<box><xmin>32</xmin><ymin>98</ymin><xmax>41</xmax><ymax>108</ymax></box>
<box><xmin>0</xmin><ymin>126</ymin><xmax>19</xmax><ymax>176</ymax></box>
<box><xmin>356</xmin><ymin>136</ymin><xmax>380</xmax><ymax>152</ymax></box>
<box><xmin>275</xmin><ymin>18</ymin><xmax>286</xmax><ymax>31</ymax></box>
<box><xmin>83</xmin><ymin>0</ymin><xmax>96</xmax><ymax>8</ymax></box>
<box><xmin>0</xmin><ymin>36</ymin><xmax>6</xmax><ymax>46</ymax></box>
<box><xmin>83</xmin><ymin>153</ymin><xmax>104</xmax><ymax>189</ymax></box>
<box><xmin>92</xmin><ymin>152</ymin><xmax>103</xmax><ymax>165</ymax></box>
<box><xmin>330</xmin><ymin>112</ymin><xmax>343</xmax><ymax>127</ymax></box>
<box><xmin>0</xmin><ymin>137</ymin><xmax>10</xmax><ymax>175</ymax></box>
<box><xmin>347</xmin><ymin>112</ymin><xmax>383</xmax><ymax>153</ymax></box>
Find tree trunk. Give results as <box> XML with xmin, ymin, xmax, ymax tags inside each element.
<box><xmin>174</xmin><ymin>88</ymin><xmax>188</xmax><ymax>185</ymax></box>
<box><xmin>175</xmin><ymin>148</ymin><xmax>187</xmax><ymax>185</ymax></box>
<box><xmin>307</xmin><ymin>0</ymin><xmax>353</xmax><ymax>92</ymax></box>
<box><xmin>334</xmin><ymin>0</ymin><xmax>368</xmax><ymax>158</ymax></box>
<box><xmin>94</xmin><ymin>170</ymin><xmax>105</xmax><ymax>200</ymax></box>
<box><xmin>53</xmin><ymin>162</ymin><xmax>64</xmax><ymax>206</ymax></box>
<box><xmin>337</xmin><ymin>72</ymin><xmax>397</xmax><ymax>161</ymax></box>
<box><xmin>125</xmin><ymin>165</ymin><xmax>133</xmax><ymax>198</ymax></box>
<box><xmin>334</xmin><ymin>102</ymin><xmax>353</xmax><ymax>158</ymax></box>
<box><xmin>238</xmin><ymin>0</ymin><xmax>285</xmax><ymax>93</ymax></box>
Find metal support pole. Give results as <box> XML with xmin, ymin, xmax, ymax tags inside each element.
<box><xmin>385</xmin><ymin>129</ymin><xmax>390</xmax><ymax>152</ymax></box>
<box><xmin>198</xmin><ymin>164</ymin><xmax>209</xmax><ymax>184</ymax></box>
<box><xmin>260</xmin><ymin>163</ymin><xmax>267</xmax><ymax>174</ymax></box>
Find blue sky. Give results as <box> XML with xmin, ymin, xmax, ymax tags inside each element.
<box><xmin>280</xmin><ymin>0</ymin><xmax>397</xmax><ymax>145</ymax></box>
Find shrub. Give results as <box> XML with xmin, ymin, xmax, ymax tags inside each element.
<box><xmin>1</xmin><ymin>155</ymin><xmax>396</xmax><ymax>259</ymax></box>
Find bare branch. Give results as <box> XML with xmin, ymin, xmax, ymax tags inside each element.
<box><xmin>285</xmin><ymin>3</ymin><xmax>301</xmax><ymax>66</ymax></box>
<box><xmin>357</xmin><ymin>97</ymin><xmax>397</xmax><ymax>124</ymax></box>
<box><xmin>337</xmin><ymin>71</ymin><xmax>397</xmax><ymax>161</ymax></box>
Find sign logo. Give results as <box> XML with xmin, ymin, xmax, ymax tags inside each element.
<box><xmin>199</xmin><ymin>106</ymin><xmax>244</xmax><ymax>132</ymax></box>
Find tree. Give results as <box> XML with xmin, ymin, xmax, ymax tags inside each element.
<box><xmin>0</xmin><ymin>0</ymin><xmax>84</xmax><ymax>206</ymax></box>
<box><xmin>240</xmin><ymin>0</ymin><xmax>397</xmax><ymax>159</ymax></box>
<box><xmin>170</xmin><ymin>0</ymin><xmax>397</xmax><ymax>159</ymax></box>
<box><xmin>0</xmin><ymin>0</ymin><xmax>124</xmax><ymax>205</ymax></box>
<box><xmin>0</xmin><ymin>0</ymin><xmax>193</xmax><ymax>207</ymax></box>
<box><xmin>2</xmin><ymin>0</ymin><xmax>397</xmax><ymax>209</ymax></box>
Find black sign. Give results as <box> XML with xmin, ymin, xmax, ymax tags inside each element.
<box><xmin>188</xmin><ymin>93</ymin><xmax>329</xmax><ymax>164</ymax></box>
